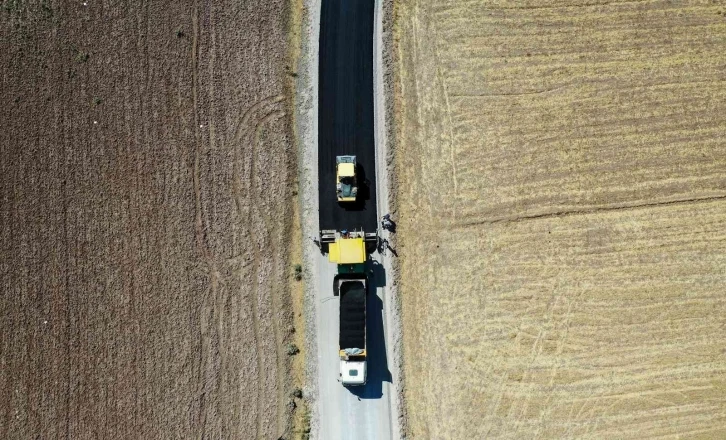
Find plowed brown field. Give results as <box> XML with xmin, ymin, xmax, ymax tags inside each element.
<box><xmin>394</xmin><ymin>0</ymin><xmax>726</xmax><ymax>438</ymax></box>
<box><xmin>1</xmin><ymin>1</ymin><xmax>298</xmax><ymax>439</ymax></box>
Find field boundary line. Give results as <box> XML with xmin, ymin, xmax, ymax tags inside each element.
<box><xmin>460</xmin><ymin>193</ymin><xmax>726</xmax><ymax>227</ymax></box>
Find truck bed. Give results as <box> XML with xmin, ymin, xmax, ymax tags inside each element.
<box><xmin>339</xmin><ymin>280</ymin><xmax>366</xmax><ymax>350</ymax></box>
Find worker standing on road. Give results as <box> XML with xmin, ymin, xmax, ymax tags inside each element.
<box><xmin>381</xmin><ymin>214</ymin><xmax>395</xmax><ymax>232</ymax></box>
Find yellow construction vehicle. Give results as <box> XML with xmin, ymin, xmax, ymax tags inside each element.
<box><xmin>328</xmin><ymin>234</ymin><xmax>366</xmax><ymax>274</ymax></box>
<box><xmin>336</xmin><ymin>155</ymin><xmax>358</xmax><ymax>202</ymax></box>
<box><xmin>325</xmin><ymin>230</ymin><xmax>368</xmax><ymax>386</ymax></box>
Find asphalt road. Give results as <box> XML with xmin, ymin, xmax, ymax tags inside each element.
<box><xmin>313</xmin><ymin>0</ymin><xmax>399</xmax><ymax>438</ymax></box>
<box><xmin>318</xmin><ymin>0</ymin><xmax>377</xmax><ymax>233</ymax></box>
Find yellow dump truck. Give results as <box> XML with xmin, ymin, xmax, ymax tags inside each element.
<box><xmin>328</xmin><ymin>234</ymin><xmax>368</xmax><ymax>385</ymax></box>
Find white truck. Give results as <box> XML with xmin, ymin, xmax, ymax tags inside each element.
<box><xmin>328</xmin><ymin>233</ymin><xmax>369</xmax><ymax>386</ymax></box>
<box><xmin>337</xmin><ymin>275</ymin><xmax>367</xmax><ymax>386</ymax></box>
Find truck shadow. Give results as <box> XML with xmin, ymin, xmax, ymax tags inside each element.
<box><xmin>347</xmin><ymin>262</ymin><xmax>391</xmax><ymax>399</ymax></box>
<box><xmin>368</xmin><ymin>259</ymin><xmax>386</xmax><ymax>288</ymax></box>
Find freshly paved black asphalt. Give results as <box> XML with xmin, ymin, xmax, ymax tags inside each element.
<box><xmin>318</xmin><ymin>0</ymin><xmax>377</xmax><ymax>233</ymax></box>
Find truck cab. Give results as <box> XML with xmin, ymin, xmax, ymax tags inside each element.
<box><xmin>340</xmin><ymin>355</ymin><xmax>367</xmax><ymax>386</ymax></box>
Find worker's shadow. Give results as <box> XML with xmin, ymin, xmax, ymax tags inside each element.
<box><xmin>347</xmin><ymin>262</ymin><xmax>392</xmax><ymax>399</ymax></box>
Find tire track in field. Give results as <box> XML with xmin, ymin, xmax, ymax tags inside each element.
<box><xmin>207</xmin><ymin>3</ymin><xmax>226</xmax><ymax>394</ymax></box>
<box><xmin>253</xmin><ymin>109</ymin><xmax>288</xmax><ymax>438</ymax></box>
<box><xmin>232</xmin><ymin>95</ymin><xmax>285</xmax><ymax>439</ymax></box>
<box><xmin>190</xmin><ymin>4</ymin><xmax>221</xmax><ymax>436</ymax></box>
<box><xmin>0</xmin><ymin>0</ymin><xmax>295</xmax><ymax>437</ymax></box>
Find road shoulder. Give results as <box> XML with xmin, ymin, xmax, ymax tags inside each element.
<box><xmin>295</xmin><ymin>0</ymin><xmax>323</xmax><ymax>437</ymax></box>
<box><xmin>374</xmin><ymin>0</ymin><xmax>405</xmax><ymax>437</ymax></box>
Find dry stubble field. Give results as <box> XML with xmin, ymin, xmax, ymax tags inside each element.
<box><xmin>1</xmin><ymin>1</ymin><xmax>300</xmax><ymax>439</ymax></box>
<box><xmin>394</xmin><ymin>0</ymin><xmax>726</xmax><ymax>438</ymax></box>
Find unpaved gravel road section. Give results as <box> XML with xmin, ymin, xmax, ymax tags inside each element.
<box><xmin>1</xmin><ymin>2</ymin><xmax>297</xmax><ymax>438</ymax></box>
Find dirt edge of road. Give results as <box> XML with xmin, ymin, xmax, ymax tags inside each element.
<box><xmin>287</xmin><ymin>0</ymin><xmax>312</xmax><ymax>436</ymax></box>
<box><xmin>295</xmin><ymin>0</ymin><xmax>323</xmax><ymax>437</ymax></box>
<box><xmin>377</xmin><ymin>0</ymin><xmax>408</xmax><ymax>437</ymax></box>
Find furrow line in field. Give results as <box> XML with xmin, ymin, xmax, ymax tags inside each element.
<box><xmin>233</xmin><ymin>95</ymin><xmax>285</xmax><ymax>439</ymax></box>
<box><xmin>460</xmin><ymin>193</ymin><xmax>726</xmax><ymax>227</ymax></box>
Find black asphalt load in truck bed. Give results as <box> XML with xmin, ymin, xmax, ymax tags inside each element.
<box><xmin>339</xmin><ymin>280</ymin><xmax>366</xmax><ymax>350</ymax></box>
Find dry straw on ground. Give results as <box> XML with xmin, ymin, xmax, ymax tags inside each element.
<box><xmin>394</xmin><ymin>0</ymin><xmax>726</xmax><ymax>438</ymax></box>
